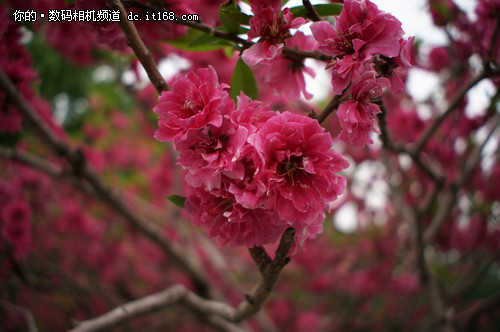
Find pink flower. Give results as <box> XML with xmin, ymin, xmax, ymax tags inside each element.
<box><xmin>242</xmin><ymin>1</ymin><xmax>306</xmax><ymax>65</ymax></box>
<box><xmin>177</xmin><ymin>117</ymin><xmax>248</xmax><ymax>190</ymax></box>
<box><xmin>311</xmin><ymin>0</ymin><xmax>404</xmax><ymax>94</ymax></box>
<box><xmin>336</xmin><ymin>72</ymin><xmax>389</xmax><ymax>146</ymax></box>
<box><xmin>249</xmin><ymin>111</ymin><xmax>348</xmax><ymax>245</ymax></box>
<box><xmin>374</xmin><ymin>37</ymin><xmax>415</xmax><ymax>93</ymax></box>
<box><xmin>185</xmin><ymin>185</ymin><xmax>286</xmax><ymax>247</ymax></box>
<box><xmin>258</xmin><ymin>32</ymin><xmax>318</xmax><ymax>100</ymax></box>
<box><xmin>154</xmin><ymin>66</ymin><xmax>233</xmax><ymax>144</ymax></box>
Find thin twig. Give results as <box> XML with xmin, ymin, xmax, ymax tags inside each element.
<box><xmin>423</xmin><ymin>112</ymin><xmax>500</xmax><ymax>244</ymax></box>
<box><xmin>455</xmin><ymin>292</ymin><xmax>500</xmax><ymax>332</ymax></box>
<box><xmin>412</xmin><ymin>69</ymin><xmax>499</xmax><ymax>156</ymax></box>
<box><xmin>302</xmin><ymin>0</ymin><xmax>322</xmax><ymax>21</ymax></box>
<box><xmin>107</xmin><ymin>0</ymin><xmax>169</xmax><ymax>93</ymax></box>
<box><xmin>377</xmin><ymin>104</ymin><xmax>445</xmax><ymax>185</ymax></box>
<box><xmin>120</xmin><ymin>0</ymin><xmax>331</xmax><ymax>62</ymax></box>
<box><xmin>317</xmin><ymin>94</ymin><xmax>342</xmax><ymax>124</ymax></box>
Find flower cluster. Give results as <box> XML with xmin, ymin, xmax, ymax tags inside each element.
<box><xmin>242</xmin><ymin>0</ymin><xmax>306</xmax><ymax>66</ymax></box>
<box><xmin>154</xmin><ymin>67</ymin><xmax>348</xmax><ymax>248</ymax></box>
<box><xmin>311</xmin><ymin>0</ymin><xmax>414</xmax><ymax>146</ymax></box>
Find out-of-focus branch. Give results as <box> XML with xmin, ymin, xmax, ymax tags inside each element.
<box><xmin>412</xmin><ymin>69</ymin><xmax>500</xmax><ymax>156</ymax></box>
<box><xmin>69</xmin><ymin>229</ymin><xmax>295</xmax><ymax>332</ymax></box>
<box><xmin>67</xmin><ymin>285</ymin><xmax>243</xmax><ymax>332</ymax></box>
<box><xmin>455</xmin><ymin>292</ymin><xmax>500</xmax><ymax>332</ymax></box>
<box><xmin>424</xmin><ymin>112</ymin><xmax>500</xmax><ymax>244</ymax></box>
<box><xmin>0</xmin><ymin>68</ymin><xmax>212</xmax><ymax>298</ymax></box>
<box><xmin>449</xmin><ymin>254</ymin><xmax>497</xmax><ymax>299</ymax></box>
<box><xmin>107</xmin><ymin>0</ymin><xmax>169</xmax><ymax>93</ymax></box>
<box><xmin>377</xmin><ymin>103</ymin><xmax>445</xmax><ymax>185</ymax></box>
<box><xmin>382</xmin><ymin>153</ymin><xmax>449</xmax><ymax>324</ymax></box>
<box><xmin>0</xmin><ymin>300</ymin><xmax>39</xmax><ymax>332</ymax></box>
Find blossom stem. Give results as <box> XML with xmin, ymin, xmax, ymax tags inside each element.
<box><xmin>317</xmin><ymin>94</ymin><xmax>342</xmax><ymax>124</ymax></box>
<box><xmin>302</xmin><ymin>0</ymin><xmax>322</xmax><ymax>22</ymax></box>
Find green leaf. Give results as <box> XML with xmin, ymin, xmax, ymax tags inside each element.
<box><xmin>167</xmin><ymin>195</ymin><xmax>186</xmax><ymax>209</ymax></box>
<box><xmin>230</xmin><ymin>58</ymin><xmax>258</xmax><ymax>101</ymax></box>
<box><xmin>167</xmin><ymin>29</ymin><xmax>231</xmax><ymax>52</ymax></box>
<box><xmin>289</xmin><ymin>4</ymin><xmax>343</xmax><ymax>19</ymax></box>
<box><xmin>190</xmin><ymin>33</ymin><xmax>232</xmax><ymax>48</ymax></box>
<box><xmin>219</xmin><ymin>1</ymin><xmax>249</xmax><ymax>34</ymax></box>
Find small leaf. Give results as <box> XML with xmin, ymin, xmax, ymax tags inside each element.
<box><xmin>168</xmin><ymin>195</ymin><xmax>186</xmax><ymax>209</ymax></box>
<box><xmin>219</xmin><ymin>1</ymin><xmax>244</xmax><ymax>34</ymax></box>
<box><xmin>167</xmin><ymin>29</ymin><xmax>231</xmax><ymax>52</ymax></box>
<box><xmin>190</xmin><ymin>33</ymin><xmax>232</xmax><ymax>47</ymax></box>
<box><xmin>289</xmin><ymin>4</ymin><xmax>343</xmax><ymax>19</ymax></box>
<box><xmin>231</xmin><ymin>58</ymin><xmax>258</xmax><ymax>101</ymax></box>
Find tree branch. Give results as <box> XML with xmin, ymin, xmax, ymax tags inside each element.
<box><xmin>232</xmin><ymin>228</ymin><xmax>295</xmax><ymax>322</ymax></box>
<box><xmin>302</xmin><ymin>0</ymin><xmax>322</xmax><ymax>22</ymax></box>
<box><xmin>456</xmin><ymin>292</ymin><xmax>500</xmax><ymax>332</ymax></box>
<box><xmin>317</xmin><ymin>94</ymin><xmax>342</xmax><ymax>124</ymax></box>
<box><xmin>120</xmin><ymin>0</ymin><xmax>331</xmax><ymax>62</ymax></box>
<box><xmin>68</xmin><ymin>285</ymin><xmax>243</xmax><ymax>332</ymax></box>
<box><xmin>107</xmin><ymin>0</ymin><xmax>169</xmax><ymax>93</ymax></box>
<box><xmin>423</xmin><ymin>112</ymin><xmax>500</xmax><ymax>245</ymax></box>
<box><xmin>0</xmin><ymin>68</ymin><xmax>213</xmax><ymax>298</ymax></box>
<box><xmin>412</xmin><ymin>69</ymin><xmax>499</xmax><ymax>156</ymax></box>
<box><xmin>0</xmin><ymin>300</ymin><xmax>39</xmax><ymax>332</ymax></box>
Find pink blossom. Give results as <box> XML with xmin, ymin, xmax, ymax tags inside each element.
<box><xmin>154</xmin><ymin>66</ymin><xmax>233</xmax><ymax>144</ymax></box>
<box><xmin>258</xmin><ymin>32</ymin><xmax>318</xmax><ymax>100</ymax></box>
<box><xmin>242</xmin><ymin>1</ymin><xmax>306</xmax><ymax>65</ymax></box>
<box><xmin>374</xmin><ymin>37</ymin><xmax>415</xmax><ymax>93</ymax></box>
<box><xmin>311</xmin><ymin>0</ymin><xmax>404</xmax><ymax>94</ymax></box>
<box><xmin>336</xmin><ymin>72</ymin><xmax>389</xmax><ymax>146</ymax></box>
<box><xmin>184</xmin><ymin>185</ymin><xmax>286</xmax><ymax>247</ymax></box>
<box><xmin>231</xmin><ymin>93</ymin><xmax>277</xmax><ymax>136</ymax></box>
<box><xmin>177</xmin><ymin>117</ymin><xmax>248</xmax><ymax>190</ymax></box>
<box><xmin>249</xmin><ymin>111</ymin><xmax>348</xmax><ymax>245</ymax></box>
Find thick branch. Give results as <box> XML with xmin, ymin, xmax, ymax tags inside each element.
<box><xmin>107</xmin><ymin>0</ymin><xmax>169</xmax><ymax>93</ymax></box>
